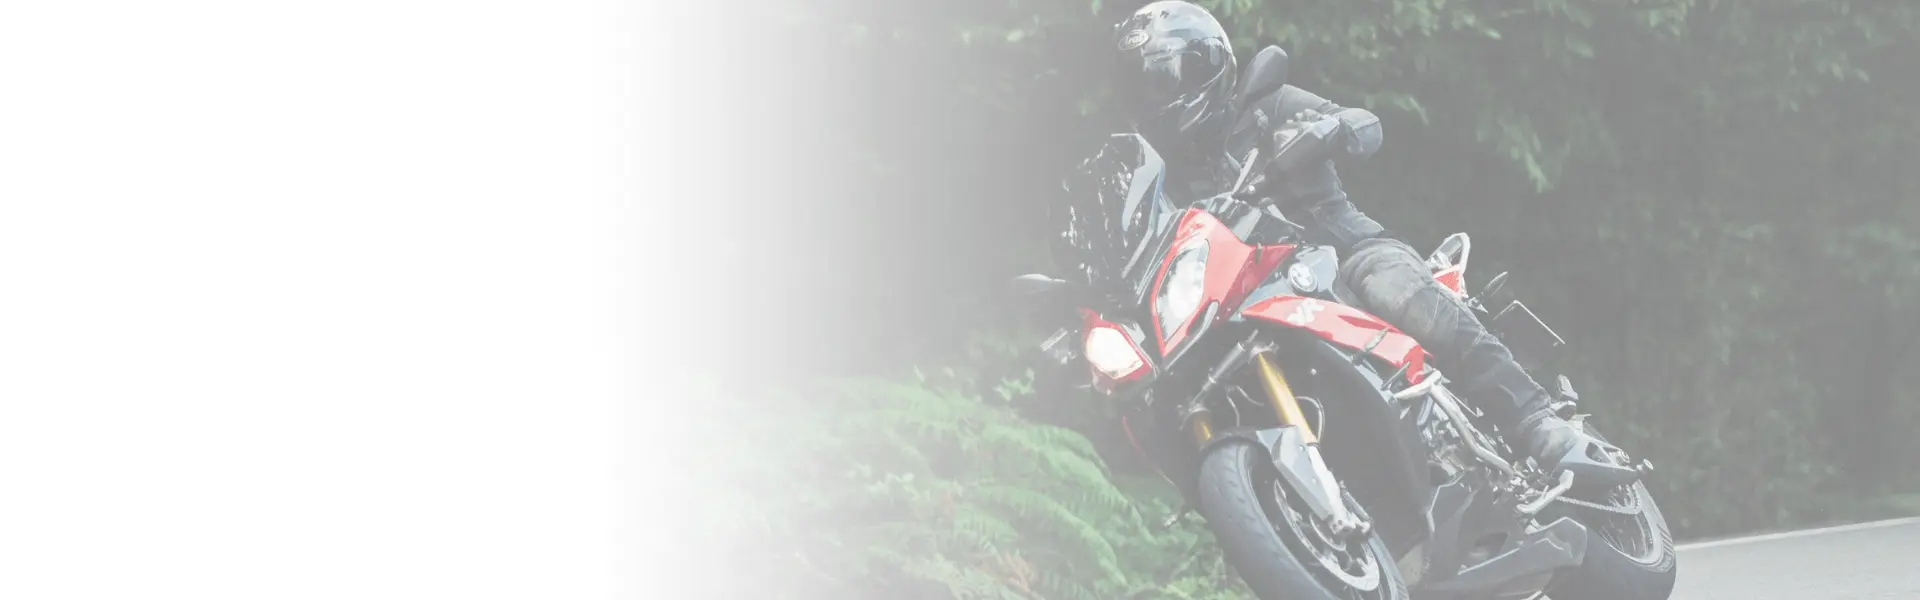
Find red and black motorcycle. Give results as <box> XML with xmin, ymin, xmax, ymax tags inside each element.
<box><xmin>1016</xmin><ymin>109</ymin><xmax>1676</xmax><ymax>599</ymax></box>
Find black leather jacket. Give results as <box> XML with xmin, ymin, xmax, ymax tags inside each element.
<box><xmin>1169</xmin><ymin>47</ymin><xmax>1390</xmax><ymax>253</ymax></box>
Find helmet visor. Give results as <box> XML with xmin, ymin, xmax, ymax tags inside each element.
<box><xmin>1116</xmin><ymin>40</ymin><xmax>1231</xmax><ymax>134</ymax></box>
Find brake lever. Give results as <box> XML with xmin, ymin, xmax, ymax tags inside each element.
<box><xmin>1259</xmin><ymin>203</ymin><xmax>1306</xmax><ymax>231</ymax></box>
<box><xmin>1228</xmin><ymin>146</ymin><xmax>1261</xmax><ymax>195</ymax></box>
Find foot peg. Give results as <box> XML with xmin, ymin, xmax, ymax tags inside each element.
<box><xmin>1518</xmin><ymin>471</ymin><xmax>1575</xmax><ymax>516</ymax></box>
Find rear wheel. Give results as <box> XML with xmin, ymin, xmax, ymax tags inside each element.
<box><xmin>1542</xmin><ymin>427</ymin><xmax>1677</xmax><ymax>600</ymax></box>
<box><xmin>1197</xmin><ymin>441</ymin><xmax>1409</xmax><ymax>600</ymax></box>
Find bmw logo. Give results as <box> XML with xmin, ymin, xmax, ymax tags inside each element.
<box><xmin>1287</xmin><ymin>263</ymin><xmax>1316</xmax><ymax>290</ymax></box>
<box><xmin>1120</xmin><ymin>29</ymin><xmax>1150</xmax><ymax>51</ymax></box>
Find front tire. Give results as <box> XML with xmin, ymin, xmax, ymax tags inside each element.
<box><xmin>1196</xmin><ymin>441</ymin><xmax>1409</xmax><ymax>600</ymax></box>
<box><xmin>1543</xmin><ymin>428</ymin><xmax>1677</xmax><ymax>600</ymax></box>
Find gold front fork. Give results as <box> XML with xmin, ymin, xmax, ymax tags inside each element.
<box><xmin>1253</xmin><ymin>351</ymin><xmax>1317</xmax><ymax>444</ymax></box>
<box><xmin>1188</xmin><ymin>407</ymin><xmax>1215</xmax><ymax>446</ymax></box>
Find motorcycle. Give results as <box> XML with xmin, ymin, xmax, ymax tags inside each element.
<box><xmin>1013</xmin><ymin>58</ymin><xmax>1676</xmax><ymax>600</ymax></box>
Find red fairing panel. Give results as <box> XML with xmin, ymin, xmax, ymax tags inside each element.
<box><xmin>1150</xmin><ymin>210</ymin><xmax>1292</xmax><ymax>355</ymax></box>
<box><xmin>1241</xmin><ymin>295</ymin><xmax>1430</xmax><ymax>383</ymax></box>
<box><xmin>1433</xmin><ymin>265</ymin><xmax>1465</xmax><ymax>297</ymax></box>
<box><xmin>1233</xmin><ymin>243</ymin><xmax>1293</xmax><ymax>305</ymax></box>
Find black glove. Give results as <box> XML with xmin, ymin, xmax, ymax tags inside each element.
<box><xmin>1269</xmin><ymin>109</ymin><xmax>1346</xmax><ymax>173</ymax></box>
<box><xmin>1236</xmin><ymin>110</ymin><xmax>1342</xmax><ymax>200</ymax></box>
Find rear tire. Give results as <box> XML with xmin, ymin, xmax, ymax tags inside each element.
<box><xmin>1543</xmin><ymin>428</ymin><xmax>1677</xmax><ymax>600</ymax></box>
<box><xmin>1197</xmin><ymin>441</ymin><xmax>1409</xmax><ymax>600</ymax></box>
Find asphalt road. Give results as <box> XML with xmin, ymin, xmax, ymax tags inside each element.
<box><xmin>1672</xmin><ymin>517</ymin><xmax>1920</xmax><ymax>600</ymax></box>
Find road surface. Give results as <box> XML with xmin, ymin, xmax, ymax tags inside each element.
<box><xmin>1672</xmin><ymin>517</ymin><xmax>1920</xmax><ymax>599</ymax></box>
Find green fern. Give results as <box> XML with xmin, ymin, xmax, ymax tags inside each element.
<box><xmin>702</xmin><ymin>365</ymin><xmax>1260</xmax><ymax>600</ymax></box>
<box><xmin>968</xmin><ymin>483</ymin><xmax>1130</xmax><ymax>585</ymax></box>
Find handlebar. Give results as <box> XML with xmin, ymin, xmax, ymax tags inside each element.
<box><xmin>1231</xmin><ymin>111</ymin><xmax>1344</xmax><ymax>202</ymax></box>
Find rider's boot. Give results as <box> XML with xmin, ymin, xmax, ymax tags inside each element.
<box><xmin>1441</xmin><ymin>304</ymin><xmax>1644</xmax><ymax>493</ymax></box>
<box><xmin>1501</xmin><ymin>387</ymin><xmax>1641</xmax><ymax>490</ymax></box>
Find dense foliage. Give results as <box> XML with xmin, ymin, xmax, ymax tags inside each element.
<box><xmin>712</xmin><ymin>0</ymin><xmax>1920</xmax><ymax>597</ymax></box>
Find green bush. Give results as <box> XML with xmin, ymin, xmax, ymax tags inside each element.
<box><xmin>697</xmin><ymin>355</ymin><xmax>1259</xmax><ymax>600</ymax></box>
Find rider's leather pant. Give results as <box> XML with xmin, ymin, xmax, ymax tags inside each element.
<box><xmin>1339</xmin><ymin>236</ymin><xmax>1557</xmax><ymax>432</ymax></box>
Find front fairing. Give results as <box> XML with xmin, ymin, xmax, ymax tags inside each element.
<box><xmin>1052</xmin><ymin>135</ymin><xmax>1316</xmax><ymax>394</ymax></box>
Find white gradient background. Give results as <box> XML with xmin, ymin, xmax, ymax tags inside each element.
<box><xmin>0</xmin><ymin>0</ymin><xmax>675</xmax><ymax>597</ymax></box>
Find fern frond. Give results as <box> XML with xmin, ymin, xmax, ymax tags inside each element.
<box><xmin>977</xmin><ymin>424</ymin><xmax>1113</xmax><ymax>485</ymax></box>
<box><xmin>946</xmin><ymin>505</ymin><xmax>1022</xmax><ymax>556</ymax></box>
<box><xmin>1037</xmin><ymin>569</ymin><xmax>1104</xmax><ymax>600</ymax></box>
<box><xmin>1020</xmin><ymin>422</ymin><xmax>1105</xmax><ymax>462</ymax></box>
<box><xmin>970</xmin><ymin>484</ymin><xmax>1130</xmax><ymax>586</ymax></box>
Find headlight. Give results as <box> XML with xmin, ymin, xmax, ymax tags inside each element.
<box><xmin>1084</xmin><ymin>326</ymin><xmax>1147</xmax><ymax>380</ymax></box>
<box><xmin>1156</xmin><ymin>239</ymin><xmax>1209</xmax><ymax>340</ymax></box>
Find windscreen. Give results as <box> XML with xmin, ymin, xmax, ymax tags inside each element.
<box><xmin>1052</xmin><ymin>134</ymin><xmax>1178</xmax><ymax>289</ymax></box>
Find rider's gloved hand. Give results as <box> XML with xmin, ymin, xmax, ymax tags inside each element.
<box><xmin>1269</xmin><ymin>109</ymin><xmax>1347</xmax><ymax>173</ymax></box>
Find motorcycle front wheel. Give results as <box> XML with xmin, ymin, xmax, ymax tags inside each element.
<box><xmin>1196</xmin><ymin>440</ymin><xmax>1409</xmax><ymax>600</ymax></box>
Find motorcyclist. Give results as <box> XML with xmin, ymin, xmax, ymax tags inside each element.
<box><xmin>1093</xmin><ymin>0</ymin><xmax>1621</xmax><ymax>477</ymax></box>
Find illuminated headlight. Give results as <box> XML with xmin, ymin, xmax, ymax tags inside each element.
<box><xmin>1156</xmin><ymin>239</ymin><xmax>1209</xmax><ymax>340</ymax></box>
<box><xmin>1084</xmin><ymin>326</ymin><xmax>1147</xmax><ymax>379</ymax></box>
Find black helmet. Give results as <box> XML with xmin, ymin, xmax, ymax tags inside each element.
<box><xmin>1112</xmin><ymin>1</ymin><xmax>1237</xmax><ymax>163</ymax></box>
